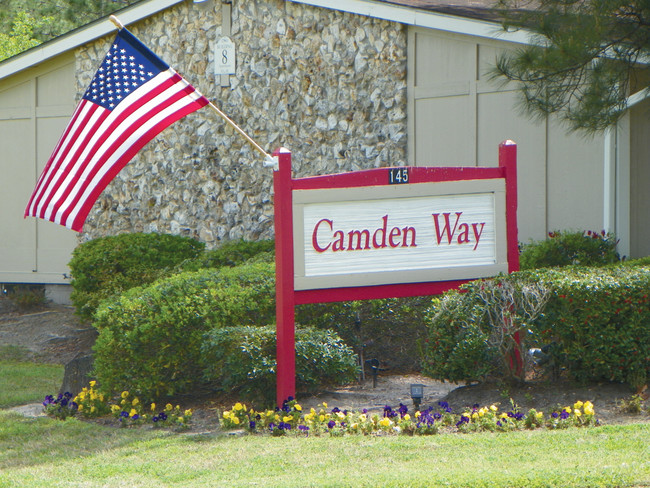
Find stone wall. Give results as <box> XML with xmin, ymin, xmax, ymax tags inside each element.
<box><xmin>77</xmin><ymin>0</ymin><xmax>408</xmax><ymax>247</ymax></box>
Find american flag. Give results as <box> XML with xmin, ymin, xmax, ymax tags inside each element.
<box><xmin>24</xmin><ymin>28</ymin><xmax>209</xmax><ymax>232</ymax></box>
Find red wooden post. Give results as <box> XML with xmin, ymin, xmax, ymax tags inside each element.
<box><xmin>273</xmin><ymin>148</ymin><xmax>296</xmax><ymax>407</ymax></box>
<box><xmin>499</xmin><ymin>140</ymin><xmax>523</xmax><ymax>377</ymax></box>
<box><xmin>499</xmin><ymin>140</ymin><xmax>520</xmax><ymax>274</ymax></box>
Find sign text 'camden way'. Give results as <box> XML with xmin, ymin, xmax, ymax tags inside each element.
<box><xmin>311</xmin><ymin>211</ymin><xmax>485</xmax><ymax>253</ymax></box>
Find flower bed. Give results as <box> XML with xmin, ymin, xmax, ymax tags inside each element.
<box><xmin>219</xmin><ymin>398</ymin><xmax>598</xmax><ymax>437</ymax></box>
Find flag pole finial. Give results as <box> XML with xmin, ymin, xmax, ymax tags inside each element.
<box><xmin>109</xmin><ymin>15</ymin><xmax>124</xmax><ymax>30</ymax></box>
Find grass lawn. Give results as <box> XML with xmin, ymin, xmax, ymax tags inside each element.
<box><xmin>0</xmin><ymin>346</ymin><xmax>63</xmax><ymax>409</ymax></box>
<box><xmin>0</xmin><ymin>410</ymin><xmax>648</xmax><ymax>488</ymax></box>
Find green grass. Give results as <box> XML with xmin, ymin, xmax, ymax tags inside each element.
<box><xmin>0</xmin><ymin>411</ymin><xmax>648</xmax><ymax>487</ymax></box>
<box><xmin>0</xmin><ymin>346</ymin><xmax>64</xmax><ymax>408</ymax></box>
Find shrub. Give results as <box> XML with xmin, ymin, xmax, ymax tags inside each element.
<box><xmin>520</xmin><ymin>230</ymin><xmax>620</xmax><ymax>270</ymax></box>
<box><xmin>202</xmin><ymin>325</ymin><xmax>359</xmax><ymax>406</ymax></box>
<box><xmin>527</xmin><ymin>265</ymin><xmax>650</xmax><ymax>389</ymax></box>
<box><xmin>421</xmin><ymin>265</ymin><xmax>650</xmax><ymax>389</ymax></box>
<box><xmin>69</xmin><ymin>233</ymin><xmax>204</xmax><ymax>321</ymax></box>
<box><xmin>297</xmin><ymin>296</ymin><xmax>431</xmax><ymax>373</ymax></box>
<box><xmin>92</xmin><ymin>261</ymin><xmax>275</xmax><ymax>400</ymax></box>
<box><xmin>421</xmin><ymin>276</ymin><xmax>550</xmax><ymax>384</ymax></box>
<box><xmin>179</xmin><ymin>239</ymin><xmax>274</xmax><ymax>271</ymax></box>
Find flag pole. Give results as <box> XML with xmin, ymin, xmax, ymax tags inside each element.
<box><xmin>109</xmin><ymin>15</ymin><xmax>276</xmax><ymax>168</ymax></box>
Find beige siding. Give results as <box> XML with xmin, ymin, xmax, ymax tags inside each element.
<box><xmin>408</xmin><ymin>27</ymin><xmax>605</xmax><ymax>244</ymax></box>
<box><xmin>630</xmin><ymin>98</ymin><xmax>650</xmax><ymax>258</ymax></box>
<box><xmin>0</xmin><ymin>55</ymin><xmax>78</xmax><ymax>284</ymax></box>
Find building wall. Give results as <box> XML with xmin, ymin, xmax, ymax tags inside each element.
<box><xmin>78</xmin><ymin>0</ymin><xmax>409</xmax><ymax>245</ymax></box>
<box><xmin>0</xmin><ymin>54</ymin><xmax>78</xmax><ymax>284</ymax></box>
<box><xmin>630</xmin><ymin>98</ymin><xmax>650</xmax><ymax>258</ymax></box>
<box><xmin>408</xmin><ymin>27</ymin><xmax>606</xmax><ymax>243</ymax></box>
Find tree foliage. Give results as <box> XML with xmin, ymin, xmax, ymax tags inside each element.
<box><xmin>0</xmin><ymin>12</ymin><xmax>54</xmax><ymax>62</ymax></box>
<box><xmin>0</xmin><ymin>0</ymin><xmax>140</xmax><ymax>62</ymax></box>
<box><xmin>493</xmin><ymin>0</ymin><xmax>650</xmax><ymax>132</ymax></box>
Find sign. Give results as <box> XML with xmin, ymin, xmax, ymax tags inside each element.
<box><xmin>215</xmin><ymin>37</ymin><xmax>236</xmax><ymax>75</ymax></box>
<box><xmin>272</xmin><ymin>142</ymin><xmax>519</xmax><ymax>406</ymax></box>
<box><xmin>293</xmin><ymin>180</ymin><xmax>507</xmax><ymax>290</ymax></box>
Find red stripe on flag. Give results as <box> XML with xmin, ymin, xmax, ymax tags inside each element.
<box><xmin>59</xmin><ymin>81</ymin><xmax>206</xmax><ymax>229</ymax></box>
<box><xmin>70</xmin><ymin>93</ymin><xmax>208</xmax><ymax>231</ymax></box>
<box><xmin>46</xmin><ymin>73</ymin><xmax>185</xmax><ymax>225</ymax></box>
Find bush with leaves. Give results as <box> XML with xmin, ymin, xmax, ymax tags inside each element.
<box><xmin>519</xmin><ymin>230</ymin><xmax>620</xmax><ymax>270</ymax></box>
<box><xmin>179</xmin><ymin>239</ymin><xmax>274</xmax><ymax>272</ymax></box>
<box><xmin>69</xmin><ymin>233</ymin><xmax>204</xmax><ymax>321</ymax></box>
<box><xmin>202</xmin><ymin>325</ymin><xmax>359</xmax><ymax>406</ymax></box>
<box><xmin>421</xmin><ymin>276</ymin><xmax>550</xmax><ymax>384</ymax></box>
<box><xmin>528</xmin><ymin>265</ymin><xmax>650</xmax><ymax>389</ymax></box>
<box><xmin>92</xmin><ymin>261</ymin><xmax>275</xmax><ymax>400</ymax></box>
<box><xmin>297</xmin><ymin>296</ymin><xmax>431</xmax><ymax>373</ymax></box>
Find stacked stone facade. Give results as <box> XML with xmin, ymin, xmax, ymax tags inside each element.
<box><xmin>77</xmin><ymin>0</ymin><xmax>408</xmax><ymax>246</ymax></box>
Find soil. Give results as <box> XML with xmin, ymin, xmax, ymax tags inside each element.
<box><xmin>2</xmin><ymin>297</ymin><xmax>648</xmax><ymax>430</ymax></box>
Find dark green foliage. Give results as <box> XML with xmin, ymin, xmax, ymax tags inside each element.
<box><xmin>69</xmin><ymin>233</ymin><xmax>204</xmax><ymax>321</ymax></box>
<box><xmin>179</xmin><ymin>239</ymin><xmax>275</xmax><ymax>272</ymax></box>
<box><xmin>529</xmin><ymin>266</ymin><xmax>650</xmax><ymax>389</ymax></box>
<box><xmin>91</xmin><ymin>262</ymin><xmax>276</xmax><ymax>401</ymax></box>
<box><xmin>493</xmin><ymin>0</ymin><xmax>650</xmax><ymax>131</ymax></box>
<box><xmin>520</xmin><ymin>230</ymin><xmax>620</xmax><ymax>270</ymax></box>
<box><xmin>297</xmin><ymin>297</ymin><xmax>430</xmax><ymax>373</ymax></box>
<box><xmin>421</xmin><ymin>265</ymin><xmax>650</xmax><ymax>389</ymax></box>
<box><xmin>421</xmin><ymin>291</ymin><xmax>496</xmax><ymax>384</ymax></box>
<box><xmin>202</xmin><ymin>325</ymin><xmax>359</xmax><ymax>406</ymax></box>
<box><xmin>421</xmin><ymin>276</ymin><xmax>549</xmax><ymax>383</ymax></box>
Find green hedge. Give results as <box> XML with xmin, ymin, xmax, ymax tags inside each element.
<box><xmin>298</xmin><ymin>297</ymin><xmax>430</xmax><ymax>373</ymax></box>
<box><xmin>520</xmin><ymin>230</ymin><xmax>620</xmax><ymax>270</ymax></box>
<box><xmin>530</xmin><ymin>265</ymin><xmax>650</xmax><ymax>388</ymax></box>
<box><xmin>92</xmin><ymin>261</ymin><xmax>276</xmax><ymax>400</ymax></box>
<box><xmin>69</xmin><ymin>233</ymin><xmax>205</xmax><ymax>321</ymax></box>
<box><xmin>179</xmin><ymin>239</ymin><xmax>275</xmax><ymax>271</ymax></box>
<box><xmin>201</xmin><ymin>325</ymin><xmax>358</xmax><ymax>406</ymax></box>
<box><xmin>422</xmin><ymin>265</ymin><xmax>650</xmax><ymax>389</ymax></box>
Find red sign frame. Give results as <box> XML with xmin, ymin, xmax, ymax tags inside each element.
<box><xmin>273</xmin><ymin>141</ymin><xmax>519</xmax><ymax>405</ymax></box>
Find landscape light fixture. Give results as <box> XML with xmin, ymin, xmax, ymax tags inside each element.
<box><xmin>410</xmin><ymin>383</ymin><xmax>425</xmax><ymax>411</ymax></box>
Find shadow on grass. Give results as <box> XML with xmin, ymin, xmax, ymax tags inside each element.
<box><xmin>0</xmin><ymin>411</ymin><xmax>164</xmax><ymax>469</ymax></box>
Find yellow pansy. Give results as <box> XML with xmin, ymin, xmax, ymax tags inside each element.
<box><xmin>150</xmin><ymin>403</ymin><xmax>156</xmax><ymax>412</ymax></box>
<box><xmin>536</xmin><ymin>412</ymin><xmax>544</xmax><ymax>419</ymax></box>
<box><xmin>129</xmin><ymin>408</ymin><xmax>137</xmax><ymax>417</ymax></box>
<box><xmin>283</xmin><ymin>415</ymin><xmax>293</xmax><ymax>423</ymax></box>
<box><xmin>574</xmin><ymin>409</ymin><xmax>582</xmax><ymax>417</ymax></box>
<box><xmin>89</xmin><ymin>380</ymin><xmax>97</xmax><ymax>388</ymax></box>
<box><xmin>319</xmin><ymin>415</ymin><xmax>325</xmax><ymax>422</ymax></box>
<box><xmin>322</xmin><ymin>402</ymin><xmax>328</xmax><ymax>408</ymax></box>
<box><xmin>78</xmin><ymin>404</ymin><xmax>84</xmax><ymax>412</ymax></box>
<box><xmin>121</xmin><ymin>391</ymin><xmax>129</xmax><ymax>399</ymax></box>
<box><xmin>403</xmin><ymin>414</ymin><xmax>411</xmax><ymax>421</ymax></box>
<box><xmin>184</xmin><ymin>409</ymin><xmax>193</xmax><ymax>417</ymax></box>
<box><xmin>294</xmin><ymin>404</ymin><xmax>302</xmax><ymax>411</ymax></box>
<box><xmin>234</xmin><ymin>402</ymin><xmax>243</xmax><ymax>411</ymax></box>
<box><xmin>379</xmin><ymin>417</ymin><xmax>391</xmax><ymax>428</ymax></box>
<box><xmin>132</xmin><ymin>398</ymin><xmax>139</xmax><ymax>406</ymax></box>
<box><xmin>472</xmin><ymin>412</ymin><xmax>479</xmax><ymax>420</ymax></box>
<box><xmin>359</xmin><ymin>414</ymin><xmax>367</xmax><ymax>422</ymax></box>
<box><xmin>574</xmin><ymin>401</ymin><xmax>583</xmax><ymax>410</ymax></box>
<box><xmin>490</xmin><ymin>405</ymin><xmax>498</xmax><ymax>412</ymax></box>
<box><xmin>165</xmin><ymin>403</ymin><xmax>173</xmax><ymax>412</ymax></box>
<box><xmin>111</xmin><ymin>405</ymin><xmax>121</xmax><ymax>414</ymax></box>
<box><xmin>232</xmin><ymin>417</ymin><xmax>240</xmax><ymax>425</ymax></box>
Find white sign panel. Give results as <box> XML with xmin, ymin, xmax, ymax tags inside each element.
<box><xmin>293</xmin><ymin>180</ymin><xmax>508</xmax><ymax>290</ymax></box>
<box><xmin>215</xmin><ymin>37</ymin><xmax>236</xmax><ymax>75</ymax></box>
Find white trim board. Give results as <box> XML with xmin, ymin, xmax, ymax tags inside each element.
<box><xmin>288</xmin><ymin>0</ymin><xmax>534</xmax><ymax>44</ymax></box>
